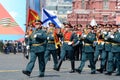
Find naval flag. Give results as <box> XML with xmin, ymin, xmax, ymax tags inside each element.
<box><xmin>41</xmin><ymin>8</ymin><xmax>62</xmax><ymax>28</ymax></box>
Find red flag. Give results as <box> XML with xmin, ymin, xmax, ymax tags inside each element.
<box><xmin>27</xmin><ymin>8</ymin><xmax>39</xmax><ymax>26</ymax></box>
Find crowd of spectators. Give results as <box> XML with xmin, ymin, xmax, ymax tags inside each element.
<box><xmin>0</xmin><ymin>40</ymin><xmax>26</xmax><ymax>54</ymax></box>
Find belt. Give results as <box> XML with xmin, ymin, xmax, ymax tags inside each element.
<box><xmin>84</xmin><ymin>43</ymin><xmax>93</xmax><ymax>46</ymax></box>
<box><xmin>105</xmin><ymin>42</ymin><xmax>111</xmax><ymax>44</ymax></box>
<box><xmin>64</xmin><ymin>41</ymin><xmax>71</xmax><ymax>43</ymax></box>
<box><xmin>48</xmin><ymin>41</ymin><xmax>55</xmax><ymax>44</ymax></box>
<box><xmin>97</xmin><ymin>40</ymin><xmax>104</xmax><ymax>44</ymax></box>
<box><xmin>112</xmin><ymin>43</ymin><xmax>120</xmax><ymax>45</ymax></box>
<box><xmin>32</xmin><ymin>42</ymin><xmax>45</xmax><ymax>46</ymax></box>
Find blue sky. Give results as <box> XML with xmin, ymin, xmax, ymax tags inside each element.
<box><xmin>0</xmin><ymin>0</ymin><xmax>26</xmax><ymax>32</ymax></box>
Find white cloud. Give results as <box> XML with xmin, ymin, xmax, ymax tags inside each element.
<box><xmin>9</xmin><ymin>11</ymin><xmax>18</xmax><ymax>19</ymax></box>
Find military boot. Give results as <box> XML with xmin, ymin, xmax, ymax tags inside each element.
<box><xmin>55</xmin><ymin>59</ymin><xmax>63</xmax><ymax>71</ymax></box>
<box><xmin>22</xmin><ymin>70</ymin><xmax>31</xmax><ymax>76</ymax></box>
<box><xmin>105</xmin><ymin>72</ymin><xmax>112</xmax><ymax>75</ymax></box>
<box><xmin>97</xmin><ymin>68</ymin><xmax>103</xmax><ymax>73</ymax></box>
<box><xmin>69</xmin><ymin>61</ymin><xmax>75</xmax><ymax>73</ymax></box>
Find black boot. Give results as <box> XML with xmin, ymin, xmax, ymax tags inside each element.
<box><xmin>97</xmin><ymin>68</ymin><xmax>103</xmax><ymax>73</ymax></box>
<box><xmin>38</xmin><ymin>75</ymin><xmax>44</xmax><ymax>77</ymax></box>
<box><xmin>105</xmin><ymin>72</ymin><xmax>112</xmax><ymax>75</ymax></box>
<box><xmin>56</xmin><ymin>59</ymin><xmax>63</xmax><ymax>71</ymax></box>
<box><xmin>97</xmin><ymin>65</ymin><xmax>105</xmax><ymax>73</ymax></box>
<box><xmin>69</xmin><ymin>61</ymin><xmax>75</xmax><ymax>73</ymax></box>
<box><xmin>88</xmin><ymin>65</ymin><xmax>91</xmax><ymax>68</ymax></box>
<box><xmin>22</xmin><ymin>70</ymin><xmax>31</xmax><ymax>76</ymax></box>
<box><xmin>88</xmin><ymin>60</ymin><xmax>97</xmax><ymax>68</ymax></box>
<box><xmin>75</xmin><ymin>68</ymin><xmax>81</xmax><ymax>74</ymax></box>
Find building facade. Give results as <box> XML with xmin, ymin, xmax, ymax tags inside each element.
<box><xmin>67</xmin><ymin>0</ymin><xmax>120</xmax><ymax>26</ymax></box>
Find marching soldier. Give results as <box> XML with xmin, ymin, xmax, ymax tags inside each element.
<box><xmin>56</xmin><ymin>23</ymin><xmax>78</xmax><ymax>73</ymax></box>
<box><xmin>93</xmin><ymin>25</ymin><xmax>106</xmax><ymax>73</ymax></box>
<box><xmin>44</xmin><ymin>22</ymin><xmax>59</xmax><ymax>70</ymax></box>
<box><xmin>22</xmin><ymin>20</ymin><xmax>47</xmax><ymax>77</ymax></box>
<box><xmin>97</xmin><ymin>25</ymin><xmax>111</xmax><ymax>73</ymax></box>
<box><xmin>105</xmin><ymin>25</ymin><xmax>120</xmax><ymax>76</ymax></box>
<box><xmin>75</xmin><ymin>25</ymin><xmax>96</xmax><ymax>74</ymax></box>
<box><xmin>73</xmin><ymin>24</ymin><xmax>82</xmax><ymax>60</ymax></box>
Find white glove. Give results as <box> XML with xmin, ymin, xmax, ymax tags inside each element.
<box><xmin>26</xmin><ymin>45</ymin><xmax>30</xmax><ymax>49</ymax></box>
<box><xmin>73</xmin><ymin>41</ymin><xmax>80</xmax><ymax>46</ymax></box>
<box><xmin>103</xmin><ymin>31</ymin><xmax>107</xmax><ymax>35</ymax></box>
<box><xmin>93</xmin><ymin>41</ymin><xmax>97</xmax><ymax>46</ymax></box>
<box><xmin>77</xmin><ymin>34</ymin><xmax>80</xmax><ymax>37</ymax></box>
<box><xmin>47</xmin><ymin>37</ymin><xmax>49</xmax><ymax>40</ymax></box>
<box><xmin>110</xmin><ymin>35</ymin><xmax>114</xmax><ymax>38</ymax></box>
<box><xmin>61</xmin><ymin>41</ymin><xmax>63</xmax><ymax>44</ymax></box>
<box><xmin>83</xmin><ymin>34</ymin><xmax>87</xmax><ymax>38</ymax></box>
<box><xmin>104</xmin><ymin>37</ymin><xmax>108</xmax><ymax>40</ymax></box>
<box><xmin>82</xmin><ymin>41</ymin><xmax>84</xmax><ymax>45</ymax></box>
<box><xmin>101</xmin><ymin>42</ymin><xmax>104</xmax><ymax>45</ymax></box>
<box><xmin>34</xmin><ymin>34</ymin><xmax>37</xmax><ymax>38</ymax></box>
<box><xmin>25</xmin><ymin>35</ymin><xmax>28</xmax><ymax>38</ymax></box>
<box><xmin>68</xmin><ymin>42</ymin><xmax>73</xmax><ymax>45</ymax></box>
<box><xmin>118</xmin><ymin>28</ymin><xmax>120</xmax><ymax>32</ymax></box>
<box><xmin>94</xmin><ymin>41</ymin><xmax>97</xmax><ymax>44</ymax></box>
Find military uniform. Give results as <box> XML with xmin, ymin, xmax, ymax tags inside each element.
<box><xmin>94</xmin><ymin>29</ymin><xmax>107</xmax><ymax>73</ymax></box>
<box><xmin>105</xmin><ymin>30</ymin><xmax>120</xmax><ymax>76</ymax></box>
<box><xmin>44</xmin><ymin>28</ymin><xmax>59</xmax><ymax>70</ymax></box>
<box><xmin>56</xmin><ymin>28</ymin><xmax>78</xmax><ymax>73</ymax></box>
<box><xmin>74</xmin><ymin>30</ymin><xmax>82</xmax><ymax>60</ymax></box>
<box><xmin>76</xmin><ymin>28</ymin><xmax>96</xmax><ymax>74</ymax></box>
<box><xmin>102</xmin><ymin>31</ymin><xmax>111</xmax><ymax>71</ymax></box>
<box><xmin>22</xmin><ymin>23</ymin><xmax>47</xmax><ymax>77</ymax></box>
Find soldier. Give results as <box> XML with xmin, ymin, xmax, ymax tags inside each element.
<box><xmin>75</xmin><ymin>25</ymin><xmax>96</xmax><ymax>74</ymax></box>
<box><xmin>44</xmin><ymin>22</ymin><xmax>59</xmax><ymax>70</ymax></box>
<box><xmin>73</xmin><ymin>24</ymin><xmax>82</xmax><ymax>60</ymax></box>
<box><xmin>105</xmin><ymin>25</ymin><xmax>120</xmax><ymax>76</ymax></box>
<box><xmin>92</xmin><ymin>25</ymin><xmax>106</xmax><ymax>73</ymax></box>
<box><xmin>22</xmin><ymin>20</ymin><xmax>47</xmax><ymax>77</ymax></box>
<box><xmin>97</xmin><ymin>24</ymin><xmax>111</xmax><ymax>73</ymax></box>
<box><xmin>55</xmin><ymin>23</ymin><xmax>78</xmax><ymax>73</ymax></box>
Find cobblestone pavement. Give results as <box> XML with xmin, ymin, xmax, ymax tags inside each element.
<box><xmin>0</xmin><ymin>53</ymin><xmax>119</xmax><ymax>80</ymax></box>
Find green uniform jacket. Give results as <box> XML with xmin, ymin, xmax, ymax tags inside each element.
<box><xmin>83</xmin><ymin>32</ymin><xmax>96</xmax><ymax>52</ymax></box>
<box><xmin>46</xmin><ymin>32</ymin><xmax>56</xmax><ymax>50</ymax></box>
<box><xmin>104</xmin><ymin>32</ymin><xmax>112</xmax><ymax>51</ymax></box>
<box><xmin>109</xmin><ymin>32</ymin><xmax>120</xmax><ymax>52</ymax></box>
<box><xmin>29</xmin><ymin>29</ymin><xmax>47</xmax><ymax>53</ymax></box>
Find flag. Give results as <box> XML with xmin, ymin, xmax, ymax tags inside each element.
<box><xmin>26</xmin><ymin>0</ymin><xmax>41</xmax><ymax>26</ymax></box>
<box><xmin>27</xmin><ymin>8</ymin><xmax>39</xmax><ymax>25</ymax></box>
<box><xmin>41</xmin><ymin>8</ymin><xmax>62</xmax><ymax>28</ymax></box>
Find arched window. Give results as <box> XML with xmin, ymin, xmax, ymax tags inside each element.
<box><xmin>103</xmin><ymin>0</ymin><xmax>109</xmax><ymax>9</ymax></box>
<box><xmin>81</xmin><ymin>0</ymin><xmax>85</xmax><ymax>9</ymax></box>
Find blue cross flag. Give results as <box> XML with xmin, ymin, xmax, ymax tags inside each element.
<box><xmin>41</xmin><ymin>8</ymin><xmax>62</xmax><ymax>28</ymax></box>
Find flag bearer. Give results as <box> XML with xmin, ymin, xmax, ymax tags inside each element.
<box><xmin>22</xmin><ymin>20</ymin><xmax>47</xmax><ymax>77</ymax></box>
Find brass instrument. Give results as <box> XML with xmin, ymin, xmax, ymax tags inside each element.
<box><xmin>47</xmin><ymin>27</ymin><xmax>61</xmax><ymax>49</ymax></box>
